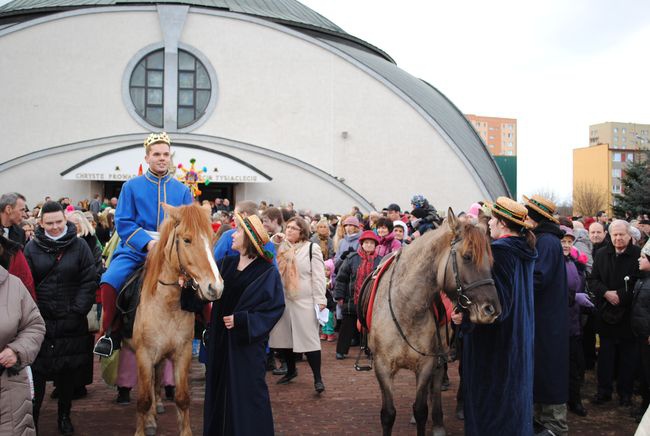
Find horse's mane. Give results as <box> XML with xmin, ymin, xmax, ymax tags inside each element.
<box><xmin>141</xmin><ymin>205</ymin><xmax>212</xmax><ymax>295</ymax></box>
<box><xmin>459</xmin><ymin>222</ymin><xmax>493</xmax><ymax>267</ymax></box>
<box><xmin>401</xmin><ymin>221</ymin><xmax>492</xmax><ymax>268</ymax></box>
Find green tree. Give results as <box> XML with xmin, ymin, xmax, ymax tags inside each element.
<box><xmin>612</xmin><ymin>151</ymin><xmax>650</xmax><ymax>218</ymax></box>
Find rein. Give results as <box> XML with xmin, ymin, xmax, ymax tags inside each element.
<box><xmin>446</xmin><ymin>237</ymin><xmax>495</xmax><ymax>310</ymax></box>
<box><xmin>387</xmin><ymin>233</ymin><xmax>494</xmax><ymax>365</ymax></box>
<box><xmin>157</xmin><ymin>225</ymin><xmax>197</xmax><ymax>290</ymax></box>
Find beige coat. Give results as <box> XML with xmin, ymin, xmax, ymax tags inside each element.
<box><xmin>269</xmin><ymin>241</ymin><xmax>327</xmax><ymax>352</ymax></box>
<box><xmin>0</xmin><ymin>266</ymin><xmax>45</xmax><ymax>436</ymax></box>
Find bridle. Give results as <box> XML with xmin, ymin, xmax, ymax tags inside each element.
<box><xmin>446</xmin><ymin>236</ymin><xmax>495</xmax><ymax>310</ymax></box>
<box><xmin>387</xmin><ymin>232</ymin><xmax>494</xmax><ymax>365</ymax></box>
<box><xmin>158</xmin><ymin>225</ymin><xmax>198</xmax><ymax>290</ymax></box>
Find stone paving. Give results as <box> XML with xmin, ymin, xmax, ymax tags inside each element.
<box><xmin>37</xmin><ymin>341</ymin><xmax>638</xmax><ymax>435</ymax></box>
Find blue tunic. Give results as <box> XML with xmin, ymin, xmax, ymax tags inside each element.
<box><xmin>101</xmin><ymin>170</ymin><xmax>192</xmax><ymax>291</ymax></box>
<box><xmin>462</xmin><ymin>236</ymin><xmax>537</xmax><ymax>436</ymax></box>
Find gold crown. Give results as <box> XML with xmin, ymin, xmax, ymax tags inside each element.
<box><xmin>143</xmin><ymin>132</ymin><xmax>171</xmax><ymax>149</ymax></box>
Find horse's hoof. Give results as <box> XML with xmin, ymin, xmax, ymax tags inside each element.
<box><xmin>156</xmin><ymin>404</ymin><xmax>165</xmax><ymax>414</ymax></box>
<box><xmin>432</xmin><ymin>426</ymin><xmax>447</xmax><ymax>436</ymax></box>
<box><xmin>409</xmin><ymin>415</ymin><xmax>416</xmax><ymax>425</ymax></box>
<box><xmin>145</xmin><ymin>427</ymin><xmax>156</xmax><ymax>436</ymax></box>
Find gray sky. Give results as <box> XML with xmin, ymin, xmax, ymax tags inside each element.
<box><xmin>3</xmin><ymin>0</ymin><xmax>648</xmax><ymax>202</ymax></box>
<box><xmin>301</xmin><ymin>0</ymin><xmax>650</xmax><ymax>202</ymax></box>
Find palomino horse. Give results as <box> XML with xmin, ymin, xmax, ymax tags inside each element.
<box><xmin>367</xmin><ymin>209</ymin><xmax>501</xmax><ymax>436</ymax></box>
<box><xmin>130</xmin><ymin>204</ymin><xmax>224</xmax><ymax>436</ymax></box>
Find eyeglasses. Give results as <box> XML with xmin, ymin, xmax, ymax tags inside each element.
<box><xmin>286</xmin><ymin>225</ymin><xmax>302</xmax><ymax>231</ymax></box>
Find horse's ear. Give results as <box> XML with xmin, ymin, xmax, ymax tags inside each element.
<box><xmin>477</xmin><ymin>208</ymin><xmax>490</xmax><ymax>234</ymax></box>
<box><xmin>162</xmin><ymin>203</ymin><xmax>181</xmax><ymax>222</ymax></box>
<box><xmin>447</xmin><ymin>207</ymin><xmax>460</xmax><ymax>233</ymax></box>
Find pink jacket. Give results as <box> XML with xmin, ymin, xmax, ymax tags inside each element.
<box><xmin>375</xmin><ymin>233</ymin><xmax>402</xmax><ymax>257</ymax></box>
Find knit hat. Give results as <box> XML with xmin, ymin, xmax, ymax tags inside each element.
<box><xmin>342</xmin><ymin>216</ymin><xmax>360</xmax><ymax>228</ymax></box>
<box><xmin>522</xmin><ymin>195</ymin><xmax>559</xmax><ymax>224</ymax></box>
<box><xmin>485</xmin><ymin>197</ymin><xmax>532</xmax><ymax>229</ymax></box>
<box><xmin>359</xmin><ymin>230</ymin><xmax>380</xmax><ymax>245</ymax></box>
<box><xmin>411</xmin><ymin>194</ymin><xmax>428</xmax><ymax>209</ymax></box>
<box><xmin>466</xmin><ymin>202</ymin><xmax>482</xmax><ymax>220</ymax></box>
<box><xmin>393</xmin><ymin>221</ymin><xmax>408</xmax><ymax>235</ymax></box>
<box><xmin>560</xmin><ymin>225</ymin><xmax>575</xmax><ymax>240</ymax></box>
<box><xmin>234</xmin><ymin>213</ymin><xmax>273</xmax><ymax>262</ymax></box>
<box><xmin>387</xmin><ymin>203</ymin><xmax>401</xmax><ymax>212</ymax></box>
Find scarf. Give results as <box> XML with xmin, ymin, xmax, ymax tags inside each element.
<box><xmin>354</xmin><ymin>247</ymin><xmax>377</xmax><ymax>304</ymax></box>
<box><xmin>276</xmin><ymin>240</ymin><xmax>303</xmax><ymax>300</ymax></box>
<box><xmin>32</xmin><ymin>222</ymin><xmax>77</xmax><ymax>254</ymax></box>
<box><xmin>317</xmin><ymin>234</ymin><xmax>329</xmax><ymax>260</ymax></box>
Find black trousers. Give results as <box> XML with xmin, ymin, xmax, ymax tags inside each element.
<box><xmin>336</xmin><ymin>314</ymin><xmax>358</xmax><ymax>355</ymax></box>
<box><xmin>582</xmin><ymin>315</ymin><xmax>597</xmax><ymax>369</ymax></box>
<box><xmin>597</xmin><ymin>336</ymin><xmax>638</xmax><ymax>398</ymax></box>
<box><xmin>639</xmin><ymin>342</ymin><xmax>650</xmax><ymax>407</ymax></box>
<box><xmin>569</xmin><ymin>336</ymin><xmax>585</xmax><ymax>404</ymax></box>
<box><xmin>33</xmin><ymin>370</ymin><xmax>75</xmax><ymax>426</ymax></box>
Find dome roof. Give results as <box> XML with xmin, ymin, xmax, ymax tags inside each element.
<box><xmin>0</xmin><ymin>0</ymin><xmax>392</xmax><ymax>61</ymax></box>
<box><xmin>0</xmin><ymin>0</ymin><xmax>341</xmax><ymax>36</ymax></box>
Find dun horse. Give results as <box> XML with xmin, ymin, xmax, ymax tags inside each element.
<box><xmin>367</xmin><ymin>209</ymin><xmax>501</xmax><ymax>436</ymax></box>
<box><xmin>130</xmin><ymin>204</ymin><xmax>224</xmax><ymax>436</ymax></box>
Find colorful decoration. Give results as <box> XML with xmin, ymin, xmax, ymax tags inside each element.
<box><xmin>176</xmin><ymin>158</ymin><xmax>210</xmax><ymax>198</ymax></box>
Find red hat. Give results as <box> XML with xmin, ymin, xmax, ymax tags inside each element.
<box><xmin>359</xmin><ymin>230</ymin><xmax>380</xmax><ymax>245</ymax></box>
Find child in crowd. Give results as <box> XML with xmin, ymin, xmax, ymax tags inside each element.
<box><xmin>320</xmin><ymin>259</ymin><xmax>337</xmax><ymax>342</ymax></box>
<box><xmin>334</xmin><ymin>231</ymin><xmax>382</xmax><ymax>359</ymax></box>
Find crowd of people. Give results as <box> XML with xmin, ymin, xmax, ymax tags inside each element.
<box><xmin>2</xmin><ymin>134</ymin><xmax>650</xmax><ymax>435</ymax></box>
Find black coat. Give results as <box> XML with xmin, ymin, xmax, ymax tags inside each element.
<box><xmin>6</xmin><ymin>223</ymin><xmax>26</xmax><ymax>247</ymax></box>
<box><xmin>24</xmin><ymin>222</ymin><xmax>96</xmax><ymax>378</ymax></box>
<box><xmin>631</xmin><ymin>272</ymin><xmax>650</xmax><ymax>339</ymax></box>
<box><xmin>333</xmin><ymin>252</ymin><xmax>382</xmax><ymax>316</ymax></box>
<box><xmin>588</xmin><ymin>241</ymin><xmax>641</xmax><ymax>339</ymax></box>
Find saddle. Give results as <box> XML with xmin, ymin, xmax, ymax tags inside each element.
<box><xmin>357</xmin><ymin>253</ymin><xmax>398</xmax><ymax>332</ymax></box>
<box><xmin>94</xmin><ymin>267</ymin><xmax>143</xmax><ymax>357</ymax></box>
<box><xmin>356</xmin><ymin>251</ymin><xmax>454</xmax><ymax>333</ymax></box>
<box><xmin>116</xmin><ymin>266</ymin><xmax>144</xmax><ymax>339</ymax></box>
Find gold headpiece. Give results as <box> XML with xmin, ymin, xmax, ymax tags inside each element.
<box><xmin>143</xmin><ymin>132</ymin><xmax>171</xmax><ymax>149</ymax></box>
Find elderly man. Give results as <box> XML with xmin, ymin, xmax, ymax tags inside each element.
<box><xmin>0</xmin><ymin>192</ymin><xmax>27</xmax><ymax>246</ymax></box>
<box><xmin>589</xmin><ymin>219</ymin><xmax>641</xmax><ymax>407</ymax></box>
<box><xmin>523</xmin><ymin>195</ymin><xmax>569</xmax><ymax>436</ymax></box>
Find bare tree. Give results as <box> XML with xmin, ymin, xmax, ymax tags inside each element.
<box><xmin>573</xmin><ymin>182</ymin><xmax>607</xmax><ymax>217</ymax></box>
<box><xmin>532</xmin><ymin>189</ymin><xmax>560</xmax><ymax>206</ymax></box>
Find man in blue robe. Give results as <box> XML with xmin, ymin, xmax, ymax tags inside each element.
<box><xmin>100</xmin><ymin>132</ymin><xmax>193</xmax><ymax>334</ymax></box>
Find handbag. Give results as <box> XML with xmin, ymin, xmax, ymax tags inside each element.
<box><xmin>100</xmin><ymin>350</ymin><xmax>120</xmax><ymax>386</ymax></box>
<box><xmin>87</xmin><ymin>303</ymin><xmax>100</xmax><ymax>333</ymax></box>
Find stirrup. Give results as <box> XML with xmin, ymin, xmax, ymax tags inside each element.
<box><xmin>93</xmin><ymin>335</ymin><xmax>114</xmax><ymax>358</ymax></box>
<box><xmin>354</xmin><ymin>346</ymin><xmax>373</xmax><ymax>371</ymax></box>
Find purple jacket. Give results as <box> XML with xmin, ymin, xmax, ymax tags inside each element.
<box><xmin>375</xmin><ymin>233</ymin><xmax>401</xmax><ymax>257</ymax></box>
<box><xmin>566</xmin><ymin>257</ymin><xmax>586</xmax><ymax>336</ymax></box>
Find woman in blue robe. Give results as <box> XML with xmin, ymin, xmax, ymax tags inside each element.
<box><xmin>454</xmin><ymin>197</ymin><xmax>537</xmax><ymax>436</ymax></box>
<box><xmin>204</xmin><ymin>213</ymin><xmax>285</xmax><ymax>436</ymax></box>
